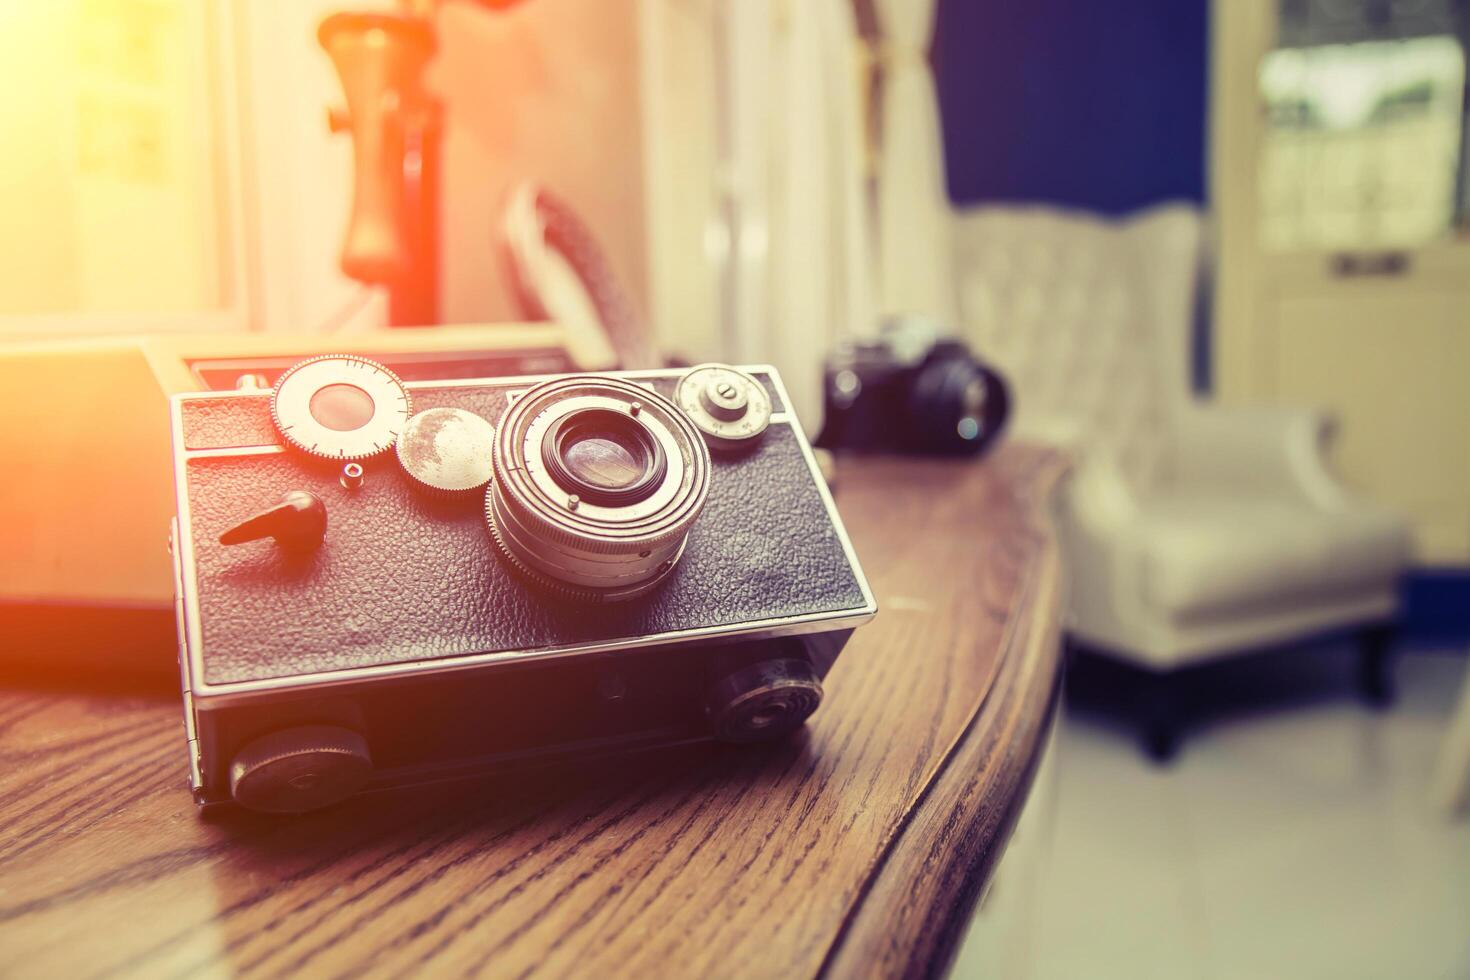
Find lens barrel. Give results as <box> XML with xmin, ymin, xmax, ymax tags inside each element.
<box><xmin>909</xmin><ymin>355</ymin><xmax>1010</xmax><ymax>455</ymax></box>
<box><xmin>486</xmin><ymin>375</ymin><xmax>711</xmax><ymax>601</ymax></box>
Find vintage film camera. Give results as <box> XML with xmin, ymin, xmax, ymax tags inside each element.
<box><xmin>817</xmin><ymin>318</ymin><xmax>1010</xmax><ymax>457</ymax></box>
<box><xmin>169</xmin><ymin>357</ymin><xmax>875</xmax><ymax>813</ymax></box>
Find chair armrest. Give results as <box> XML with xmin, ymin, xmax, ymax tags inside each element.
<box><xmin>1063</xmin><ymin>449</ymin><xmax>1143</xmax><ymax>530</ymax></box>
<box><xmin>1172</xmin><ymin>402</ymin><xmax>1348</xmax><ymax>509</ymax></box>
<box><xmin>1012</xmin><ymin>414</ymin><xmax>1142</xmax><ymax>529</ymax></box>
<box><xmin>1054</xmin><ymin>450</ymin><xmax>1153</xmax><ymax>652</ymax></box>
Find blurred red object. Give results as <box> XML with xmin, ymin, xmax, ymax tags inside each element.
<box><xmin>320</xmin><ymin>11</ymin><xmax>440</xmax><ymax>326</ymax></box>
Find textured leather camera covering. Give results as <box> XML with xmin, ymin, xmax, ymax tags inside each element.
<box><xmin>181</xmin><ymin>397</ymin><xmax>277</xmax><ymax>450</ymax></box>
<box><xmin>180</xmin><ymin>377</ymin><xmax>860</xmax><ymax>687</ymax></box>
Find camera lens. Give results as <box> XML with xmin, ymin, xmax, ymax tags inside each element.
<box><xmin>563</xmin><ymin>432</ymin><xmax>641</xmax><ymax>488</ymax></box>
<box><xmin>543</xmin><ymin>408</ymin><xmax>667</xmax><ymax>505</ymax></box>
<box><xmin>909</xmin><ymin>356</ymin><xmax>1010</xmax><ymax>455</ymax></box>
<box><xmin>487</xmin><ymin>376</ymin><xmax>711</xmax><ymax>601</ymax></box>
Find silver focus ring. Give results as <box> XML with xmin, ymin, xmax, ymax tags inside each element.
<box><xmin>487</xmin><ymin>467</ymin><xmax>704</xmax><ymax>556</ymax></box>
<box><xmin>487</xmin><ymin>485</ymin><xmax>689</xmax><ymax>569</ymax></box>
<box><xmin>484</xmin><ymin>503</ymin><xmax>686</xmax><ymax>603</ymax></box>
<box><xmin>489</xmin><ymin>377</ymin><xmax>709</xmax><ymax>556</ymax></box>
<box><xmin>486</xmin><ymin>375</ymin><xmax>710</xmax><ymax>598</ymax></box>
<box><xmin>485</xmin><ymin>486</ymin><xmax>687</xmax><ymax>584</ymax></box>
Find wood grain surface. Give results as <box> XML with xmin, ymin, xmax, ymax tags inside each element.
<box><xmin>0</xmin><ymin>445</ymin><xmax>1068</xmax><ymax>979</ymax></box>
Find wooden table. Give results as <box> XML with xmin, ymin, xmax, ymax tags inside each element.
<box><xmin>0</xmin><ymin>445</ymin><xmax>1067</xmax><ymax>979</ymax></box>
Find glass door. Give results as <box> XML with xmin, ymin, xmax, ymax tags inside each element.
<box><xmin>1257</xmin><ymin>0</ymin><xmax>1469</xmax><ymax>256</ymax></box>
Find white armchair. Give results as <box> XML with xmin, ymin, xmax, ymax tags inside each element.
<box><xmin>952</xmin><ymin>203</ymin><xmax>1412</xmax><ymax>756</ymax></box>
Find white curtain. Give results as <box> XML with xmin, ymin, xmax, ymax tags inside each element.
<box><xmin>727</xmin><ymin>0</ymin><xmax>875</xmax><ymax>428</ymax></box>
<box><xmin>872</xmin><ymin>0</ymin><xmax>955</xmax><ymax>322</ymax></box>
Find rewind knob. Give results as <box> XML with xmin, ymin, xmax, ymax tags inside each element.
<box><xmin>674</xmin><ymin>364</ymin><xmax>773</xmax><ymax>451</ymax></box>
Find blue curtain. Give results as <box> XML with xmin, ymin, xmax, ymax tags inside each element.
<box><xmin>934</xmin><ymin>0</ymin><xmax>1209</xmax><ymax>214</ymax></box>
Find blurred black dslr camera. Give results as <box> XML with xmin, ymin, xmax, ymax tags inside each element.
<box><xmin>817</xmin><ymin>318</ymin><xmax>1009</xmax><ymax>456</ymax></box>
<box><xmin>169</xmin><ymin>357</ymin><xmax>874</xmax><ymax>813</ymax></box>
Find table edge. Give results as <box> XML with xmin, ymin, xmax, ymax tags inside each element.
<box><xmin>820</xmin><ymin>450</ymin><xmax>1070</xmax><ymax>979</ymax></box>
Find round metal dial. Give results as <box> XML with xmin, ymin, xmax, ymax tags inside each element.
<box><xmin>674</xmin><ymin>364</ymin><xmax>772</xmax><ymax>451</ymax></box>
<box><xmin>395</xmin><ymin>407</ymin><xmax>497</xmax><ymax>495</ymax></box>
<box><xmin>270</xmin><ymin>355</ymin><xmax>412</xmax><ymax>460</ymax></box>
<box><xmin>228</xmin><ymin>725</ymin><xmax>373</xmax><ymax>814</ymax></box>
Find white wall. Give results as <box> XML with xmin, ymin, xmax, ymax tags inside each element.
<box><xmin>241</xmin><ymin>0</ymin><xmax>648</xmax><ymax>334</ymax></box>
<box><xmin>241</xmin><ymin>0</ymin><xmax>392</xmax><ymax>333</ymax></box>
<box><xmin>434</xmin><ymin>0</ymin><xmax>648</xmax><ymax>326</ymax></box>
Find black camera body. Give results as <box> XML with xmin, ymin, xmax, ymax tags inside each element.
<box><xmin>169</xmin><ymin>360</ymin><xmax>874</xmax><ymax>813</ymax></box>
<box><xmin>817</xmin><ymin>320</ymin><xmax>1009</xmax><ymax>456</ymax></box>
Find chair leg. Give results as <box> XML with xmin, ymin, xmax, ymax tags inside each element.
<box><xmin>1357</xmin><ymin>624</ymin><xmax>1396</xmax><ymax>709</ymax></box>
<box><xmin>1428</xmin><ymin>660</ymin><xmax>1470</xmax><ymax>818</ymax></box>
<box><xmin>1137</xmin><ymin>669</ymin><xmax>1182</xmax><ymax>764</ymax></box>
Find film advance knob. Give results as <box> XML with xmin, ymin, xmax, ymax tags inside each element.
<box><xmin>701</xmin><ymin>376</ymin><xmax>748</xmax><ymax>420</ymax></box>
<box><xmin>674</xmin><ymin>364</ymin><xmax>773</xmax><ymax>451</ymax></box>
<box><xmin>228</xmin><ymin>725</ymin><xmax>373</xmax><ymax>814</ymax></box>
<box><xmin>706</xmin><ymin>658</ymin><xmax>824</xmax><ymax>743</ymax></box>
<box><xmin>395</xmin><ymin>407</ymin><xmax>497</xmax><ymax>496</ymax></box>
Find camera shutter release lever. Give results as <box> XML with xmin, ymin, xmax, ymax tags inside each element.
<box><xmin>219</xmin><ymin>491</ymin><xmax>328</xmax><ymax>552</ymax></box>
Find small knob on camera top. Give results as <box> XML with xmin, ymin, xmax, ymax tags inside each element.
<box><xmin>674</xmin><ymin>364</ymin><xmax>773</xmax><ymax>452</ymax></box>
<box><xmin>699</xmin><ymin>377</ymin><xmax>748</xmax><ymax>421</ymax></box>
<box><xmin>395</xmin><ymin>407</ymin><xmax>496</xmax><ymax>496</ymax></box>
<box><xmin>219</xmin><ymin>491</ymin><xmax>328</xmax><ymax>552</ymax></box>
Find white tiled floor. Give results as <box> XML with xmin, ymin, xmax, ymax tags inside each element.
<box><xmin>954</xmin><ymin>649</ymin><xmax>1470</xmax><ymax>980</ymax></box>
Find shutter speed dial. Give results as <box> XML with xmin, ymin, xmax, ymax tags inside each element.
<box><xmin>270</xmin><ymin>355</ymin><xmax>412</xmax><ymax>460</ymax></box>
<box><xmin>675</xmin><ymin>364</ymin><xmax>772</xmax><ymax>451</ymax></box>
